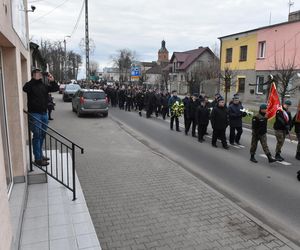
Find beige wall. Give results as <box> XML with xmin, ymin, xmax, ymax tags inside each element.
<box><xmin>0</xmin><ymin>126</ymin><xmax>12</xmax><ymax>250</ymax></box>
<box><xmin>0</xmin><ymin>0</ymin><xmax>30</xmax><ymax>249</ymax></box>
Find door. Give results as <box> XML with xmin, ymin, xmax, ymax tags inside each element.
<box><xmin>0</xmin><ymin>48</ymin><xmax>13</xmax><ymax>194</ymax></box>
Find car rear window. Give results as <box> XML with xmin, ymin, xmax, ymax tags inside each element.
<box><xmin>83</xmin><ymin>92</ymin><xmax>106</xmax><ymax>99</ymax></box>
<box><xmin>65</xmin><ymin>84</ymin><xmax>81</xmax><ymax>91</ymax></box>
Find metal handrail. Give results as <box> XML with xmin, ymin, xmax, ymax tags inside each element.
<box><xmin>24</xmin><ymin>110</ymin><xmax>84</xmax><ymax>200</ymax></box>
<box><xmin>24</xmin><ymin>110</ymin><xmax>84</xmax><ymax>153</ymax></box>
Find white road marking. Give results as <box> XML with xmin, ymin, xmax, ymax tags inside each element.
<box><xmin>259</xmin><ymin>154</ymin><xmax>292</xmax><ymax>166</ymax></box>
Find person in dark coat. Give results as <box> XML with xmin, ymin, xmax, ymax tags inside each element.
<box><xmin>136</xmin><ymin>89</ymin><xmax>145</xmax><ymax>117</ymax></box>
<box><xmin>144</xmin><ymin>89</ymin><xmax>156</xmax><ymax>118</ymax></box>
<box><xmin>196</xmin><ymin>97</ymin><xmax>210</xmax><ymax>142</ymax></box>
<box><xmin>182</xmin><ymin>93</ymin><xmax>191</xmax><ymax>132</ymax></box>
<box><xmin>228</xmin><ymin>94</ymin><xmax>246</xmax><ymax>145</ymax></box>
<box><xmin>168</xmin><ymin>90</ymin><xmax>181</xmax><ymax>131</ymax></box>
<box><xmin>154</xmin><ymin>89</ymin><xmax>162</xmax><ymax>117</ymax></box>
<box><xmin>291</xmin><ymin>103</ymin><xmax>300</xmax><ymax>160</ymax></box>
<box><xmin>185</xmin><ymin>93</ymin><xmax>198</xmax><ymax>137</ymax></box>
<box><xmin>47</xmin><ymin>93</ymin><xmax>55</xmax><ymax>120</ymax></box>
<box><xmin>273</xmin><ymin>100</ymin><xmax>292</xmax><ymax>161</ymax></box>
<box><xmin>210</xmin><ymin>93</ymin><xmax>221</xmax><ymax>108</ymax></box>
<box><xmin>210</xmin><ymin>97</ymin><xmax>229</xmax><ymax>149</ymax></box>
<box><xmin>125</xmin><ymin>86</ymin><xmax>133</xmax><ymax>111</ymax></box>
<box><xmin>118</xmin><ymin>86</ymin><xmax>126</xmax><ymax>110</ymax></box>
<box><xmin>161</xmin><ymin>91</ymin><xmax>169</xmax><ymax>120</ymax></box>
<box><xmin>23</xmin><ymin>69</ymin><xmax>59</xmax><ymax>166</ymax></box>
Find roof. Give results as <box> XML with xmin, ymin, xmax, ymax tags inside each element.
<box><xmin>218</xmin><ymin>19</ymin><xmax>300</xmax><ymax>40</ymax></box>
<box><xmin>170</xmin><ymin>47</ymin><xmax>214</xmax><ymax>71</ymax></box>
<box><xmin>141</xmin><ymin>61</ymin><xmax>157</xmax><ymax>68</ymax></box>
<box><xmin>146</xmin><ymin>64</ymin><xmax>162</xmax><ymax>74</ymax></box>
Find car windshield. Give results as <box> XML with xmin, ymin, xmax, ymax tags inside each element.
<box><xmin>65</xmin><ymin>84</ymin><xmax>81</xmax><ymax>91</ymax></box>
<box><xmin>83</xmin><ymin>92</ymin><xmax>106</xmax><ymax>99</ymax></box>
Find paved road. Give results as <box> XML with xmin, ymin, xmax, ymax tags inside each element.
<box><xmin>49</xmin><ymin>93</ymin><xmax>300</xmax><ymax>249</ymax></box>
<box><xmin>107</xmin><ymin>108</ymin><xmax>300</xmax><ymax>244</ymax></box>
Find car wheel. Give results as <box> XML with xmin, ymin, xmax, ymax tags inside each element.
<box><xmin>103</xmin><ymin>112</ymin><xmax>108</xmax><ymax>117</ymax></box>
<box><xmin>72</xmin><ymin>105</ymin><xmax>76</xmax><ymax>112</ymax></box>
<box><xmin>77</xmin><ymin>107</ymin><xmax>82</xmax><ymax>117</ymax></box>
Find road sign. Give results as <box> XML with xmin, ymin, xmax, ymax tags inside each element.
<box><xmin>131</xmin><ymin>66</ymin><xmax>141</xmax><ymax>77</ymax></box>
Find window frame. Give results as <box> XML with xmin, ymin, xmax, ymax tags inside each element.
<box><xmin>258</xmin><ymin>41</ymin><xmax>266</xmax><ymax>59</ymax></box>
<box><xmin>256</xmin><ymin>75</ymin><xmax>264</xmax><ymax>94</ymax></box>
<box><xmin>239</xmin><ymin>45</ymin><xmax>248</xmax><ymax>62</ymax></box>
<box><xmin>237</xmin><ymin>77</ymin><xmax>246</xmax><ymax>93</ymax></box>
<box><xmin>225</xmin><ymin>48</ymin><xmax>233</xmax><ymax>63</ymax></box>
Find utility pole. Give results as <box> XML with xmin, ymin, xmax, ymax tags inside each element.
<box><xmin>85</xmin><ymin>0</ymin><xmax>90</xmax><ymax>81</ymax></box>
<box><xmin>64</xmin><ymin>35</ymin><xmax>70</xmax><ymax>82</ymax></box>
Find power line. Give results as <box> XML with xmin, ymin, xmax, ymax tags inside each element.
<box><xmin>70</xmin><ymin>0</ymin><xmax>85</xmax><ymax>37</ymax></box>
<box><xmin>31</xmin><ymin>0</ymin><xmax>71</xmax><ymax>22</ymax></box>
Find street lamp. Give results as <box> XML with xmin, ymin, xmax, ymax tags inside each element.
<box><xmin>64</xmin><ymin>35</ymin><xmax>71</xmax><ymax>82</ymax></box>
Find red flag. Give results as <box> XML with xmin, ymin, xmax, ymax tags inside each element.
<box><xmin>266</xmin><ymin>82</ymin><xmax>281</xmax><ymax>120</ymax></box>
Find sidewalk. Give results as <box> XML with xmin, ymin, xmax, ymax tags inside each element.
<box><xmin>75</xmin><ymin>116</ymin><xmax>299</xmax><ymax>250</ymax></box>
<box><xmin>19</xmin><ymin>166</ymin><xmax>101</xmax><ymax>250</ymax></box>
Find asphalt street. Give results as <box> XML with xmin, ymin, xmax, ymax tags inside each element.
<box><xmin>108</xmin><ymin>108</ymin><xmax>300</xmax><ymax>243</ymax></box>
<box><xmin>50</xmin><ymin>93</ymin><xmax>300</xmax><ymax>245</ymax></box>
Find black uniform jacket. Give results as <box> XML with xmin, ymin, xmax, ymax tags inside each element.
<box><xmin>23</xmin><ymin>79</ymin><xmax>59</xmax><ymax>113</ymax></box>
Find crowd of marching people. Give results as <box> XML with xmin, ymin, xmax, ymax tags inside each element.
<box><xmin>100</xmin><ymin>84</ymin><xmax>300</xmax><ymax>165</ymax></box>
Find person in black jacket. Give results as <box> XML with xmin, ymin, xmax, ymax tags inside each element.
<box><xmin>161</xmin><ymin>91</ymin><xmax>169</xmax><ymax>120</ymax></box>
<box><xmin>250</xmin><ymin>104</ymin><xmax>276</xmax><ymax>163</ymax></box>
<box><xmin>185</xmin><ymin>93</ymin><xmax>198</xmax><ymax>137</ymax></box>
<box><xmin>125</xmin><ymin>86</ymin><xmax>133</xmax><ymax>111</ymax></box>
<box><xmin>154</xmin><ymin>89</ymin><xmax>162</xmax><ymax>117</ymax></box>
<box><xmin>23</xmin><ymin>69</ymin><xmax>59</xmax><ymax>166</ymax></box>
<box><xmin>144</xmin><ymin>89</ymin><xmax>156</xmax><ymax>118</ymax></box>
<box><xmin>47</xmin><ymin>93</ymin><xmax>55</xmax><ymax>120</ymax></box>
<box><xmin>135</xmin><ymin>88</ymin><xmax>145</xmax><ymax>117</ymax></box>
<box><xmin>118</xmin><ymin>86</ymin><xmax>126</xmax><ymax>110</ymax></box>
<box><xmin>182</xmin><ymin>93</ymin><xmax>191</xmax><ymax>131</ymax></box>
<box><xmin>228</xmin><ymin>94</ymin><xmax>246</xmax><ymax>145</ymax></box>
<box><xmin>291</xmin><ymin>103</ymin><xmax>300</xmax><ymax>160</ymax></box>
<box><xmin>196</xmin><ymin>97</ymin><xmax>210</xmax><ymax>142</ymax></box>
<box><xmin>273</xmin><ymin>100</ymin><xmax>292</xmax><ymax>161</ymax></box>
<box><xmin>210</xmin><ymin>97</ymin><xmax>229</xmax><ymax>149</ymax></box>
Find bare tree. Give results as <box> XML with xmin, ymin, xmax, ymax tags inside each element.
<box><xmin>274</xmin><ymin>57</ymin><xmax>299</xmax><ymax>104</ymax></box>
<box><xmin>112</xmin><ymin>49</ymin><xmax>136</xmax><ymax>83</ymax></box>
<box><xmin>89</xmin><ymin>60</ymin><xmax>99</xmax><ymax>76</ymax></box>
<box><xmin>220</xmin><ymin>66</ymin><xmax>237</xmax><ymax>104</ymax></box>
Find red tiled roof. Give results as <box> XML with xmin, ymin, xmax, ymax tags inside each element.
<box><xmin>170</xmin><ymin>47</ymin><xmax>213</xmax><ymax>71</ymax></box>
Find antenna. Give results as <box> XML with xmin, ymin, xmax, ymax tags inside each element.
<box><xmin>288</xmin><ymin>0</ymin><xmax>294</xmax><ymax>14</ymax></box>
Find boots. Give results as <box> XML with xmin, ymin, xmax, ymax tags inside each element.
<box><xmin>295</xmin><ymin>152</ymin><xmax>300</xmax><ymax>160</ymax></box>
<box><xmin>250</xmin><ymin>154</ymin><xmax>258</xmax><ymax>163</ymax></box>
<box><xmin>275</xmin><ymin>153</ymin><xmax>284</xmax><ymax>162</ymax></box>
<box><xmin>267</xmin><ymin>153</ymin><xmax>276</xmax><ymax>163</ymax></box>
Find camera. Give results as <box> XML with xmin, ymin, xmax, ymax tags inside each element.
<box><xmin>42</xmin><ymin>72</ymin><xmax>49</xmax><ymax>77</ymax></box>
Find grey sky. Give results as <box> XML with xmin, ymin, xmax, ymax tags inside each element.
<box><xmin>28</xmin><ymin>0</ymin><xmax>300</xmax><ymax>77</ymax></box>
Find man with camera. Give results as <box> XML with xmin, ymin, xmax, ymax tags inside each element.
<box><xmin>23</xmin><ymin>69</ymin><xmax>59</xmax><ymax>166</ymax></box>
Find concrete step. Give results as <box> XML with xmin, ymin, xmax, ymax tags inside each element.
<box><xmin>27</xmin><ymin>167</ymin><xmax>47</xmax><ymax>184</ymax></box>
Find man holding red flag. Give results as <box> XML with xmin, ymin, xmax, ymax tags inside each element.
<box><xmin>273</xmin><ymin>100</ymin><xmax>292</xmax><ymax>161</ymax></box>
<box><xmin>266</xmin><ymin>82</ymin><xmax>281</xmax><ymax>120</ymax></box>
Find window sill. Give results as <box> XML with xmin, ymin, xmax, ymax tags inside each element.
<box><xmin>257</xmin><ymin>57</ymin><xmax>265</xmax><ymax>60</ymax></box>
<box><xmin>256</xmin><ymin>92</ymin><xmax>264</xmax><ymax>95</ymax></box>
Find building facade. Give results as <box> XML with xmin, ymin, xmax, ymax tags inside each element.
<box><xmin>219</xmin><ymin>17</ymin><xmax>300</xmax><ymax>103</ymax></box>
<box><xmin>103</xmin><ymin>67</ymin><xmax>120</xmax><ymax>82</ymax></box>
<box><xmin>168</xmin><ymin>47</ymin><xmax>219</xmax><ymax>95</ymax></box>
<box><xmin>0</xmin><ymin>0</ymin><xmax>31</xmax><ymax>249</ymax></box>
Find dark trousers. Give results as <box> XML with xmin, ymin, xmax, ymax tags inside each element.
<box><xmin>155</xmin><ymin>105</ymin><xmax>161</xmax><ymax>117</ymax></box>
<box><xmin>186</xmin><ymin>118</ymin><xmax>197</xmax><ymax>136</ymax></box>
<box><xmin>170</xmin><ymin>113</ymin><xmax>179</xmax><ymax>130</ymax></box>
<box><xmin>119</xmin><ymin>100</ymin><xmax>125</xmax><ymax>109</ymax></box>
<box><xmin>212</xmin><ymin>128</ymin><xmax>227</xmax><ymax>146</ymax></box>
<box><xmin>198</xmin><ymin>124</ymin><xmax>208</xmax><ymax>140</ymax></box>
<box><xmin>229</xmin><ymin>126</ymin><xmax>243</xmax><ymax>144</ymax></box>
<box><xmin>125</xmin><ymin>99</ymin><xmax>132</xmax><ymax>111</ymax></box>
<box><xmin>146</xmin><ymin>105</ymin><xmax>153</xmax><ymax>118</ymax></box>
<box><xmin>161</xmin><ymin>107</ymin><xmax>168</xmax><ymax>120</ymax></box>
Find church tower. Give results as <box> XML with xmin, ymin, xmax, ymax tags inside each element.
<box><xmin>157</xmin><ymin>40</ymin><xmax>169</xmax><ymax>64</ymax></box>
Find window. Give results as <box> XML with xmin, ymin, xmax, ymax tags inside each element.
<box><xmin>258</xmin><ymin>41</ymin><xmax>266</xmax><ymax>58</ymax></box>
<box><xmin>256</xmin><ymin>76</ymin><xmax>264</xmax><ymax>94</ymax></box>
<box><xmin>237</xmin><ymin>77</ymin><xmax>245</xmax><ymax>93</ymax></box>
<box><xmin>0</xmin><ymin>50</ymin><xmax>13</xmax><ymax>193</ymax></box>
<box><xmin>239</xmin><ymin>46</ymin><xmax>248</xmax><ymax>61</ymax></box>
<box><xmin>83</xmin><ymin>92</ymin><xmax>106</xmax><ymax>99</ymax></box>
<box><xmin>180</xmin><ymin>75</ymin><xmax>184</xmax><ymax>81</ymax></box>
<box><xmin>225</xmin><ymin>48</ymin><xmax>233</xmax><ymax>63</ymax></box>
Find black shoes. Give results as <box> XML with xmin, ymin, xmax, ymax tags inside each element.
<box><xmin>34</xmin><ymin>160</ymin><xmax>49</xmax><ymax>166</ymax></box>
<box><xmin>42</xmin><ymin>156</ymin><xmax>50</xmax><ymax>161</ymax></box>
<box><xmin>267</xmin><ymin>154</ymin><xmax>276</xmax><ymax>163</ymax></box>
<box><xmin>212</xmin><ymin>144</ymin><xmax>218</xmax><ymax>148</ymax></box>
<box><xmin>223</xmin><ymin>145</ymin><xmax>229</xmax><ymax>150</ymax></box>
<box><xmin>250</xmin><ymin>155</ymin><xmax>258</xmax><ymax>163</ymax></box>
<box><xmin>275</xmin><ymin>153</ymin><xmax>284</xmax><ymax>162</ymax></box>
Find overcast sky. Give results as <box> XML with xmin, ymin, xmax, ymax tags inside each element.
<box><xmin>28</xmin><ymin>0</ymin><xmax>300</xmax><ymax>77</ymax></box>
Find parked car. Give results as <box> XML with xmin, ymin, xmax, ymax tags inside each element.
<box><xmin>72</xmin><ymin>89</ymin><xmax>108</xmax><ymax>117</ymax></box>
<box><xmin>63</xmin><ymin>83</ymin><xmax>81</xmax><ymax>102</ymax></box>
<box><xmin>59</xmin><ymin>84</ymin><xmax>66</xmax><ymax>94</ymax></box>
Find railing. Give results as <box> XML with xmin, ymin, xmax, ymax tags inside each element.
<box><xmin>24</xmin><ymin>110</ymin><xmax>84</xmax><ymax>200</ymax></box>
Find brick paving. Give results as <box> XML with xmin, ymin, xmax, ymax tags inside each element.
<box><xmin>75</xmin><ymin>118</ymin><xmax>298</xmax><ymax>250</ymax></box>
